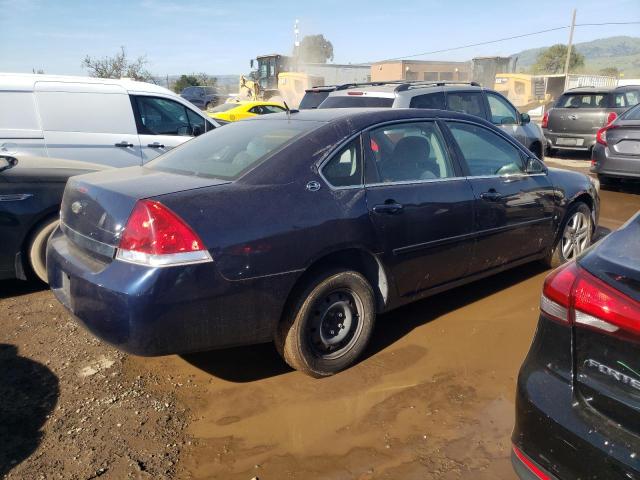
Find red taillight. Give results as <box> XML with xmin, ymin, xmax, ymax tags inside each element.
<box><xmin>512</xmin><ymin>446</ymin><xmax>550</xmax><ymax>480</ymax></box>
<box><xmin>596</xmin><ymin>124</ymin><xmax>618</xmax><ymax>146</ymax></box>
<box><xmin>541</xmin><ymin>262</ymin><xmax>578</xmax><ymax>323</ymax></box>
<box><xmin>574</xmin><ymin>268</ymin><xmax>640</xmax><ymax>336</ymax></box>
<box><xmin>347</xmin><ymin>91</ymin><xmax>364</xmax><ymax>96</ymax></box>
<box><xmin>541</xmin><ymin>111</ymin><xmax>549</xmax><ymax>129</ymax></box>
<box><xmin>116</xmin><ymin>200</ymin><xmax>212</xmax><ymax>266</ymax></box>
<box><xmin>540</xmin><ymin>262</ymin><xmax>640</xmax><ymax>336</ymax></box>
<box><xmin>606</xmin><ymin>111</ymin><xmax>617</xmax><ymax>125</ymax></box>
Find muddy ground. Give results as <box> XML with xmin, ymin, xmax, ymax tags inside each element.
<box><xmin>1</xmin><ymin>155</ymin><xmax>639</xmax><ymax>480</ymax></box>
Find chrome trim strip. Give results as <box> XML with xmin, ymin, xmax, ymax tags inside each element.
<box><xmin>366</xmin><ymin>176</ymin><xmax>467</xmax><ymax>188</ymax></box>
<box><xmin>60</xmin><ymin>222</ymin><xmax>116</xmax><ymax>258</ymax></box>
<box><xmin>115</xmin><ymin>249</ymin><xmax>213</xmax><ymax>267</ymax></box>
<box><xmin>393</xmin><ymin>217</ymin><xmax>552</xmax><ymax>256</ymax></box>
<box><xmin>0</xmin><ymin>193</ymin><xmax>33</xmax><ymax>201</ymax></box>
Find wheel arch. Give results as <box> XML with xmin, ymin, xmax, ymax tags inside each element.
<box><xmin>16</xmin><ymin>207</ymin><xmax>60</xmax><ymax>280</ymax></box>
<box><xmin>282</xmin><ymin>247</ymin><xmax>391</xmax><ymax>322</ymax></box>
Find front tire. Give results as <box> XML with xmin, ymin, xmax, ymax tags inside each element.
<box><xmin>544</xmin><ymin>202</ymin><xmax>592</xmax><ymax>268</ymax></box>
<box><xmin>27</xmin><ymin>217</ymin><xmax>59</xmax><ymax>283</ymax></box>
<box><xmin>276</xmin><ymin>270</ymin><xmax>376</xmax><ymax>377</ymax></box>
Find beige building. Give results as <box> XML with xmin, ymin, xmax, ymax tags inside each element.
<box><xmin>371</xmin><ymin>60</ymin><xmax>471</xmax><ymax>83</ymax></box>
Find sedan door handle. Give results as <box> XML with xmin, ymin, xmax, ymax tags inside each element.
<box><xmin>114</xmin><ymin>141</ymin><xmax>134</xmax><ymax>148</ymax></box>
<box><xmin>147</xmin><ymin>142</ymin><xmax>165</xmax><ymax>149</ymax></box>
<box><xmin>372</xmin><ymin>202</ymin><xmax>404</xmax><ymax>215</ymax></box>
<box><xmin>480</xmin><ymin>191</ymin><xmax>502</xmax><ymax>202</ymax></box>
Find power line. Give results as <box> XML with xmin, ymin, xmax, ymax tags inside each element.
<box><xmin>361</xmin><ymin>21</ymin><xmax>640</xmax><ymax>65</ymax></box>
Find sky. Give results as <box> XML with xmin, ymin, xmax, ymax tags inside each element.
<box><xmin>0</xmin><ymin>0</ymin><xmax>638</xmax><ymax>76</ymax></box>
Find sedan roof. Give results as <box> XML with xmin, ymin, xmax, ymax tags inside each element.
<box><xmin>248</xmin><ymin>107</ymin><xmax>490</xmax><ymax>129</ymax></box>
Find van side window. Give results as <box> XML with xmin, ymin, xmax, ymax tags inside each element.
<box><xmin>133</xmin><ymin>96</ymin><xmax>193</xmax><ymax>136</ymax></box>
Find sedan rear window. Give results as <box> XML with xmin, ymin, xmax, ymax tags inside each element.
<box><xmin>622</xmin><ymin>103</ymin><xmax>640</xmax><ymax>120</ymax></box>
<box><xmin>556</xmin><ymin>93</ymin><xmax>607</xmax><ymax>108</ymax></box>
<box><xmin>319</xmin><ymin>96</ymin><xmax>394</xmax><ymax>108</ymax></box>
<box><xmin>146</xmin><ymin>119</ymin><xmax>320</xmax><ymax>180</ymax></box>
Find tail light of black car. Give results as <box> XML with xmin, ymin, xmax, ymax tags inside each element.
<box><xmin>541</xmin><ymin>261</ymin><xmax>640</xmax><ymax>336</ymax></box>
<box><xmin>541</xmin><ymin>111</ymin><xmax>549</xmax><ymax>129</ymax></box>
<box><xmin>596</xmin><ymin>121</ymin><xmax>619</xmax><ymax>147</ymax></box>
<box><xmin>116</xmin><ymin>200</ymin><xmax>212</xmax><ymax>267</ymax></box>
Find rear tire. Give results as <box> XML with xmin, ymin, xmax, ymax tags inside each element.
<box><xmin>276</xmin><ymin>269</ymin><xmax>376</xmax><ymax>377</ymax></box>
<box><xmin>27</xmin><ymin>217</ymin><xmax>58</xmax><ymax>283</ymax></box>
<box><xmin>543</xmin><ymin>202</ymin><xmax>592</xmax><ymax>268</ymax></box>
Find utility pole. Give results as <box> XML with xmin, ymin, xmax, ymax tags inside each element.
<box><xmin>563</xmin><ymin>8</ymin><xmax>577</xmax><ymax>90</ymax></box>
<box><xmin>294</xmin><ymin>19</ymin><xmax>300</xmax><ymax>71</ymax></box>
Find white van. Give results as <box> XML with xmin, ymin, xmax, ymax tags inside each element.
<box><xmin>0</xmin><ymin>73</ymin><xmax>219</xmax><ymax>166</ymax></box>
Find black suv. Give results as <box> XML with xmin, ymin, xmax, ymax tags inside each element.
<box><xmin>180</xmin><ymin>86</ymin><xmax>222</xmax><ymax>110</ymax></box>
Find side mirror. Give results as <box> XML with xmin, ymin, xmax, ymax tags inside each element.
<box><xmin>0</xmin><ymin>155</ymin><xmax>17</xmax><ymax>172</ymax></box>
<box><xmin>525</xmin><ymin>156</ymin><xmax>546</xmax><ymax>174</ymax></box>
<box><xmin>520</xmin><ymin>112</ymin><xmax>531</xmax><ymax>124</ymax></box>
<box><xmin>192</xmin><ymin>124</ymin><xmax>203</xmax><ymax>137</ymax></box>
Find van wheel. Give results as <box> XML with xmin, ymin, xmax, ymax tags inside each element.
<box><xmin>276</xmin><ymin>269</ymin><xmax>376</xmax><ymax>377</ymax></box>
<box><xmin>205</xmin><ymin>102</ymin><xmax>212</xmax><ymax>111</ymax></box>
<box><xmin>544</xmin><ymin>202</ymin><xmax>592</xmax><ymax>268</ymax></box>
<box><xmin>27</xmin><ymin>217</ymin><xmax>58</xmax><ymax>283</ymax></box>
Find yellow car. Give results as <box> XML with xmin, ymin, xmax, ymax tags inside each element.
<box><xmin>207</xmin><ymin>101</ymin><xmax>287</xmax><ymax>122</ymax></box>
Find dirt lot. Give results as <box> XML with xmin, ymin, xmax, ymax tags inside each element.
<box><xmin>1</xmin><ymin>155</ymin><xmax>639</xmax><ymax>480</ymax></box>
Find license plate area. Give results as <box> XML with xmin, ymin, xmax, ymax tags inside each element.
<box><xmin>556</xmin><ymin>137</ymin><xmax>584</xmax><ymax>146</ymax></box>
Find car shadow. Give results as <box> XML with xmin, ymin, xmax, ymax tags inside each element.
<box><xmin>600</xmin><ymin>179</ymin><xmax>640</xmax><ymax>195</ymax></box>
<box><xmin>182</xmin><ymin>262</ymin><xmax>548</xmax><ymax>383</ymax></box>
<box><xmin>0</xmin><ymin>344</ymin><xmax>59</xmax><ymax>477</ymax></box>
<box><xmin>181</xmin><ymin>342</ymin><xmax>292</xmax><ymax>383</ymax></box>
<box><xmin>361</xmin><ymin>262</ymin><xmax>548</xmax><ymax>363</ymax></box>
<box><xmin>0</xmin><ymin>280</ymin><xmax>47</xmax><ymax>300</ymax></box>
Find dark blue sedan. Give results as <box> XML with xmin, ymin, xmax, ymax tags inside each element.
<box><xmin>47</xmin><ymin>108</ymin><xmax>600</xmax><ymax>377</ymax></box>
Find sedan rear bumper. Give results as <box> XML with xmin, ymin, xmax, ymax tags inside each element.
<box><xmin>591</xmin><ymin>143</ymin><xmax>640</xmax><ymax>179</ymax></box>
<box><xmin>513</xmin><ymin>357</ymin><xmax>640</xmax><ymax>479</ymax></box>
<box><xmin>46</xmin><ymin>227</ymin><xmax>297</xmax><ymax>356</ymax></box>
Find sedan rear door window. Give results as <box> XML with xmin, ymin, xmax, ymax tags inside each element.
<box><xmin>367</xmin><ymin>122</ymin><xmax>455</xmax><ymax>183</ymax></box>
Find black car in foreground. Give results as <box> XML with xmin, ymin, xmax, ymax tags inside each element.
<box><xmin>0</xmin><ymin>155</ymin><xmax>106</xmax><ymax>283</ymax></box>
<box><xmin>47</xmin><ymin>108</ymin><xmax>599</xmax><ymax>377</ymax></box>
<box><xmin>592</xmin><ymin>102</ymin><xmax>640</xmax><ymax>183</ymax></box>
<box><xmin>513</xmin><ymin>212</ymin><xmax>640</xmax><ymax>479</ymax></box>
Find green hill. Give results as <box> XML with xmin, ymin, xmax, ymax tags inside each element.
<box><xmin>512</xmin><ymin>36</ymin><xmax>640</xmax><ymax>77</ymax></box>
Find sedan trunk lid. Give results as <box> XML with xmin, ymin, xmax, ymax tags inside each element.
<box><xmin>61</xmin><ymin>166</ymin><xmax>229</xmax><ymax>257</ymax></box>
<box><xmin>574</xmin><ymin>214</ymin><xmax>640</xmax><ymax>435</ymax></box>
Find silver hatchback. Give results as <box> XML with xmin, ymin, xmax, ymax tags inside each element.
<box><xmin>319</xmin><ymin>81</ymin><xmax>546</xmax><ymax>158</ymax></box>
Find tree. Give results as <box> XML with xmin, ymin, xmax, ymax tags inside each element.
<box><xmin>172</xmin><ymin>73</ymin><xmax>218</xmax><ymax>93</ymax></box>
<box><xmin>82</xmin><ymin>46</ymin><xmax>152</xmax><ymax>81</ymax></box>
<box><xmin>532</xmin><ymin>44</ymin><xmax>585</xmax><ymax>74</ymax></box>
<box><xmin>599</xmin><ymin>67</ymin><xmax>620</xmax><ymax>78</ymax></box>
<box><xmin>173</xmin><ymin>74</ymin><xmax>201</xmax><ymax>93</ymax></box>
<box><xmin>298</xmin><ymin>34</ymin><xmax>334</xmax><ymax>64</ymax></box>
